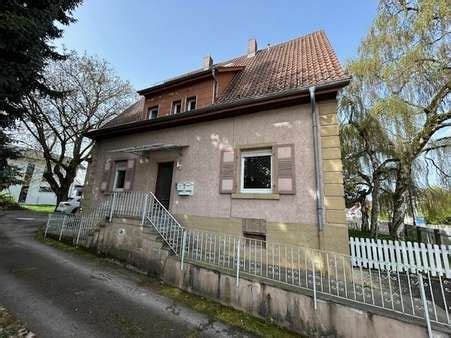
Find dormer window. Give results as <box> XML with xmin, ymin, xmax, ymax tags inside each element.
<box><xmin>171</xmin><ymin>100</ymin><xmax>182</xmax><ymax>115</ymax></box>
<box><xmin>186</xmin><ymin>96</ymin><xmax>196</xmax><ymax>111</ymax></box>
<box><xmin>148</xmin><ymin>106</ymin><xmax>158</xmax><ymax>119</ymax></box>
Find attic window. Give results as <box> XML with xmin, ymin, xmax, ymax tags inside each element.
<box><xmin>171</xmin><ymin>100</ymin><xmax>182</xmax><ymax>115</ymax></box>
<box><xmin>186</xmin><ymin>96</ymin><xmax>196</xmax><ymax>111</ymax></box>
<box><xmin>148</xmin><ymin>106</ymin><xmax>158</xmax><ymax>119</ymax></box>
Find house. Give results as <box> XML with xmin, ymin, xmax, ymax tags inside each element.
<box><xmin>84</xmin><ymin>31</ymin><xmax>350</xmax><ymax>254</ymax></box>
<box><xmin>5</xmin><ymin>149</ymin><xmax>85</xmax><ymax>205</ymax></box>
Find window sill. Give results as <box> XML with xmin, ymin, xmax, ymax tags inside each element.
<box><xmin>231</xmin><ymin>193</ymin><xmax>280</xmax><ymax>200</ymax></box>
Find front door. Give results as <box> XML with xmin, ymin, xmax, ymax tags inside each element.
<box><xmin>155</xmin><ymin>162</ymin><xmax>174</xmax><ymax>209</ymax></box>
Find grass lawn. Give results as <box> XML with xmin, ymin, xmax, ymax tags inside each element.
<box><xmin>22</xmin><ymin>204</ymin><xmax>55</xmax><ymax>213</ymax></box>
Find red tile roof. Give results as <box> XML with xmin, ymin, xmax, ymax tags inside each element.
<box><xmin>104</xmin><ymin>98</ymin><xmax>144</xmax><ymax>128</ymax></box>
<box><xmin>102</xmin><ymin>31</ymin><xmax>348</xmax><ymax>129</ymax></box>
<box><xmin>216</xmin><ymin>31</ymin><xmax>348</xmax><ymax>103</ymax></box>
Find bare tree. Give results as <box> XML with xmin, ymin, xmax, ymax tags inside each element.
<box><xmin>18</xmin><ymin>51</ymin><xmax>135</xmax><ymax>204</ymax></box>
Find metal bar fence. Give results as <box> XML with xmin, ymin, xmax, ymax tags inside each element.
<box><xmin>44</xmin><ymin>197</ymin><xmax>112</xmax><ymax>245</ymax></box>
<box><xmin>179</xmin><ymin>228</ymin><xmax>451</xmax><ymax>327</ymax></box>
<box><xmin>43</xmin><ymin>191</ymin><xmax>451</xmax><ymax>329</ymax></box>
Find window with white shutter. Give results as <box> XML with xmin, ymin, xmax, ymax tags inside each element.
<box><xmin>275</xmin><ymin>144</ymin><xmax>296</xmax><ymax>194</ymax></box>
<box><xmin>219</xmin><ymin>149</ymin><xmax>235</xmax><ymax>193</ymax></box>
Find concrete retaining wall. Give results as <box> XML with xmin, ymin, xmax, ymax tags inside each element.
<box><xmin>92</xmin><ymin>220</ymin><xmax>448</xmax><ymax>338</ymax></box>
<box><xmin>162</xmin><ymin>258</ymin><xmax>447</xmax><ymax>338</ymax></box>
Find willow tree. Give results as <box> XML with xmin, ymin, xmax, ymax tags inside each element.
<box><xmin>345</xmin><ymin>0</ymin><xmax>450</xmax><ymax>238</ymax></box>
<box><xmin>340</xmin><ymin>78</ymin><xmax>399</xmax><ymax>235</ymax></box>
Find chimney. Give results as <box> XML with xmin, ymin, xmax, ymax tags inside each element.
<box><xmin>203</xmin><ymin>55</ymin><xmax>213</xmax><ymax>70</ymax></box>
<box><xmin>247</xmin><ymin>38</ymin><xmax>257</xmax><ymax>57</ymax></box>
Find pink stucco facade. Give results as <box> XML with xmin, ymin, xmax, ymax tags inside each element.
<box><xmin>84</xmin><ymin>99</ymin><xmax>348</xmax><ymax>252</ymax></box>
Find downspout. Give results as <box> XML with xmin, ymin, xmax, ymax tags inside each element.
<box><xmin>310</xmin><ymin>86</ymin><xmax>325</xmax><ymax>231</ymax></box>
<box><xmin>211</xmin><ymin>67</ymin><xmax>218</xmax><ymax>104</ymax></box>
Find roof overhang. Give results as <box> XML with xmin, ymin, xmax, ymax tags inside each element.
<box><xmin>108</xmin><ymin>143</ymin><xmax>189</xmax><ymax>156</ymax></box>
<box><xmin>87</xmin><ymin>78</ymin><xmax>351</xmax><ymax>140</ymax></box>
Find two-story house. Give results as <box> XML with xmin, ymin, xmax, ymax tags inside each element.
<box><xmin>84</xmin><ymin>31</ymin><xmax>350</xmax><ymax>253</ymax></box>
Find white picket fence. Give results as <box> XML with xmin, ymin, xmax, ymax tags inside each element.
<box><xmin>350</xmin><ymin>237</ymin><xmax>451</xmax><ymax>278</ymax></box>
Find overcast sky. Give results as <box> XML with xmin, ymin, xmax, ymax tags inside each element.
<box><xmin>56</xmin><ymin>0</ymin><xmax>378</xmax><ymax>91</ymax></box>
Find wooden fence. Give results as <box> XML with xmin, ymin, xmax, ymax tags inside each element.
<box><xmin>350</xmin><ymin>237</ymin><xmax>451</xmax><ymax>278</ymax></box>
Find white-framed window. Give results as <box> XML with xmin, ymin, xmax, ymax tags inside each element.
<box><xmin>240</xmin><ymin>149</ymin><xmax>272</xmax><ymax>194</ymax></box>
<box><xmin>113</xmin><ymin>162</ymin><xmax>127</xmax><ymax>191</ymax></box>
<box><xmin>171</xmin><ymin>100</ymin><xmax>182</xmax><ymax>114</ymax></box>
<box><xmin>148</xmin><ymin>106</ymin><xmax>159</xmax><ymax>119</ymax></box>
<box><xmin>186</xmin><ymin>96</ymin><xmax>196</xmax><ymax>111</ymax></box>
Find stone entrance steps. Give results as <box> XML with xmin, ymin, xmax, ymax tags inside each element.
<box><xmin>97</xmin><ymin>216</ymin><xmax>172</xmax><ymax>275</ymax></box>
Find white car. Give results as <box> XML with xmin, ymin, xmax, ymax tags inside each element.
<box><xmin>56</xmin><ymin>196</ymin><xmax>81</xmax><ymax>214</ymax></box>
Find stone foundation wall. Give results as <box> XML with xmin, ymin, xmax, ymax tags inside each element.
<box><xmin>91</xmin><ymin>220</ymin><xmax>448</xmax><ymax>338</ymax></box>
<box><xmin>163</xmin><ymin>258</ymin><xmax>447</xmax><ymax>338</ymax></box>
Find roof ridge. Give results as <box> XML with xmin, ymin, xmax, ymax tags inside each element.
<box><xmin>140</xmin><ymin>31</ymin><xmax>329</xmax><ymax>91</ymax></box>
<box><xmin>216</xmin><ymin>30</ymin><xmax>326</xmax><ymax>66</ymax></box>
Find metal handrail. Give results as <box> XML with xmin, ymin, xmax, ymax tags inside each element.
<box><xmin>144</xmin><ymin>192</ymin><xmax>185</xmax><ymax>255</ymax></box>
<box><xmin>44</xmin><ymin>190</ymin><xmax>451</xmax><ymax>331</ymax></box>
<box><xmin>148</xmin><ymin>192</ymin><xmax>185</xmax><ymax>231</ymax></box>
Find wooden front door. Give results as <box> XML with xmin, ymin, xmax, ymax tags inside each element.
<box><xmin>155</xmin><ymin>162</ymin><xmax>174</xmax><ymax>209</ymax></box>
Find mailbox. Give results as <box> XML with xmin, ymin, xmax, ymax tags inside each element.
<box><xmin>176</xmin><ymin>182</ymin><xmax>194</xmax><ymax>196</ymax></box>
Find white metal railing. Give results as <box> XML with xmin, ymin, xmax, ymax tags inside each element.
<box><xmin>350</xmin><ymin>237</ymin><xmax>451</xmax><ymax>278</ymax></box>
<box><xmin>178</xmin><ymin>228</ymin><xmax>451</xmax><ymax>330</ymax></box>
<box><xmin>44</xmin><ymin>198</ymin><xmax>112</xmax><ymax>245</ymax></box>
<box><xmin>144</xmin><ymin>192</ymin><xmax>184</xmax><ymax>255</ymax></box>
<box><xmin>43</xmin><ymin>191</ymin><xmax>451</xmax><ymax>332</ymax></box>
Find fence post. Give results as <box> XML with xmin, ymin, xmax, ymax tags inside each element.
<box><xmin>236</xmin><ymin>239</ymin><xmax>241</xmax><ymax>288</ymax></box>
<box><xmin>141</xmin><ymin>193</ymin><xmax>149</xmax><ymax>225</ymax></box>
<box><xmin>109</xmin><ymin>193</ymin><xmax>117</xmax><ymax>222</ymax></box>
<box><xmin>312</xmin><ymin>258</ymin><xmax>317</xmax><ymax>310</ymax></box>
<box><xmin>418</xmin><ymin>273</ymin><xmax>432</xmax><ymax>338</ymax></box>
<box><xmin>44</xmin><ymin>214</ymin><xmax>51</xmax><ymax>238</ymax></box>
<box><xmin>180</xmin><ymin>230</ymin><xmax>187</xmax><ymax>271</ymax></box>
<box><xmin>76</xmin><ymin>218</ymin><xmax>83</xmax><ymax>246</ymax></box>
<box><xmin>59</xmin><ymin>215</ymin><xmax>66</xmax><ymax>241</ymax></box>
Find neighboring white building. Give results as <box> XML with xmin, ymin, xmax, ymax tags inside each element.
<box><xmin>4</xmin><ymin>150</ymin><xmax>86</xmax><ymax>205</ymax></box>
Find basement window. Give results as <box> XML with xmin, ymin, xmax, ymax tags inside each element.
<box><xmin>186</xmin><ymin>96</ymin><xmax>197</xmax><ymax>111</ymax></box>
<box><xmin>240</xmin><ymin>149</ymin><xmax>272</xmax><ymax>194</ymax></box>
<box><xmin>243</xmin><ymin>233</ymin><xmax>266</xmax><ymax>248</ymax></box>
<box><xmin>171</xmin><ymin>100</ymin><xmax>182</xmax><ymax>115</ymax></box>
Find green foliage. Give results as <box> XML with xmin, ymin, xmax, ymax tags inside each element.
<box><xmin>418</xmin><ymin>187</ymin><xmax>451</xmax><ymax>224</ymax></box>
<box><xmin>339</xmin><ymin>0</ymin><xmax>450</xmax><ymax>236</ymax></box>
<box><xmin>0</xmin><ymin>0</ymin><xmax>81</xmax><ymax>191</ymax></box>
<box><xmin>22</xmin><ymin>204</ymin><xmax>56</xmax><ymax>214</ymax></box>
<box><xmin>0</xmin><ymin>193</ymin><xmax>21</xmax><ymax>210</ymax></box>
<box><xmin>348</xmin><ymin>228</ymin><xmax>394</xmax><ymax>241</ymax></box>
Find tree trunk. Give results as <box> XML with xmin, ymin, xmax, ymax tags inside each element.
<box><xmin>370</xmin><ymin>178</ymin><xmax>380</xmax><ymax>236</ymax></box>
<box><xmin>55</xmin><ymin>184</ymin><xmax>70</xmax><ymax>206</ymax></box>
<box><xmin>44</xmin><ymin>166</ymin><xmax>77</xmax><ymax>208</ymax></box>
<box><xmin>361</xmin><ymin>199</ymin><xmax>370</xmax><ymax>232</ymax></box>
<box><xmin>390</xmin><ymin>166</ymin><xmax>410</xmax><ymax>239</ymax></box>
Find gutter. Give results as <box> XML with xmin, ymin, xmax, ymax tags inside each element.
<box><xmin>86</xmin><ymin>78</ymin><xmax>350</xmax><ymax>139</ymax></box>
<box><xmin>310</xmin><ymin>86</ymin><xmax>325</xmax><ymax>231</ymax></box>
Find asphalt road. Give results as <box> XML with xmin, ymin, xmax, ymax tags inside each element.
<box><xmin>0</xmin><ymin>210</ymin><xmax>253</xmax><ymax>338</ymax></box>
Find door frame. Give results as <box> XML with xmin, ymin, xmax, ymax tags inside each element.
<box><xmin>154</xmin><ymin>161</ymin><xmax>174</xmax><ymax>210</ymax></box>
